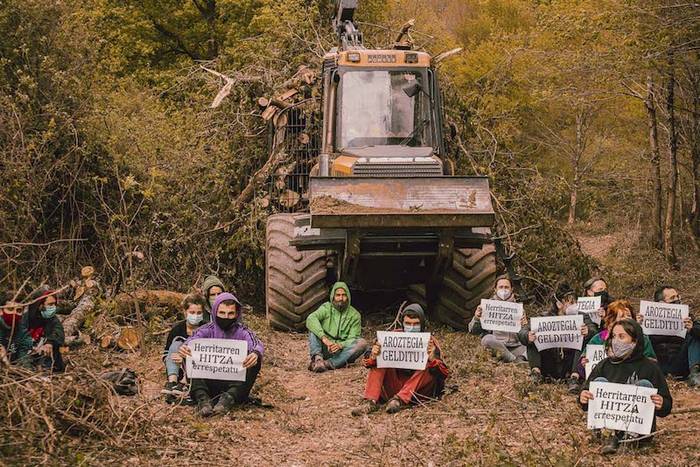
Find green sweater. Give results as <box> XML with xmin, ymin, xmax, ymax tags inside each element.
<box><xmin>306</xmin><ymin>282</ymin><xmax>361</xmax><ymax>347</ymax></box>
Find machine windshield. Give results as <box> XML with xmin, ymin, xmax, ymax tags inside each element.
<box><xmin>336</xmin><ymin>70</ymin><xmax>432</xmax><ymax>149</ymax></box>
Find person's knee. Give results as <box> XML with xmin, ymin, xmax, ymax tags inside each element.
<box><xmin>593</xmin><ymin>377</ymin><xmax>609</xmax><ymax>382</ymax></box>
<box><xmin>636</xmin><ymin>379</ymin><xmax>654</xmax><ymax>388</ymax></box>
<box><xmin>352</xmin><ymin>338</ymin><xmax>368</xmax><ymax>353</ymax></box>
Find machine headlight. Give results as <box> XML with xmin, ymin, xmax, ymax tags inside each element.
<box><xmin>405</xmin><ymin>52</ymin><xmax>418</xmax><ymax>64</ymax></box>
<box><xmin>347</xmin><ymin>52</ymin><xmax>361</xmax><ymax>62</ymax></box>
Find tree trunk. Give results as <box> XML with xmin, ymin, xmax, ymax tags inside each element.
<box><xmin>664</xmin><ymin>51</ymin><xmax>679</xmax><ymax>267</ymax></box>
<box><xmin>568</xmin><ymin>175</ymin><xmax>578</xmax><ymax>224</ymax></box>
<box><xmin>645</xmin><ymin>75</ymin><xmax>664</xmax><ymax>249</ymax></box>
<box><xmin>568</xmin><ymin>111</ymin><xmax>585</xmax><ymax>225</ymax></box>
<box><xmin>690</xmin><ymin>62</ymin><xmax>700</xmax><ymax>237</ymax></box>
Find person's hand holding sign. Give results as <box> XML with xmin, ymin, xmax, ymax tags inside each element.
<box><xmin>243</xmin><ymin>352</ymin><xmax>258</xmax><ymax>368</ymax></box>
<box><xmin>178</xmin><ymin>344</ymin><xmax>191</xmax><ymax>358</ymax></box>
<box><xmin>684</xmin><ymin>317</ymin><xmax>693</xmax><ymax>330</ymax></box>
<box><xmin>636</xmin><ymin>313</ymin><xmax>645</xmax><ymax>324</ymax></box>
<box><xmin>650</xmin><ymin>394</ymin><xmax>663</xmax><ymax>410</ymax></box>
<box><xmin>474</xmin><ymin>306</ymin><xmax>482</xmax><ymax>320</ymax></box>
<box><xmin>528</xmin><ymin>331</ymin><xmax>536</xmax><ymax>343</ymax></box>
<box><xmin>427</xmin><ymin>340</ymin><xmax>437</xmax><ymax>362</ymax></box>
<box><xmin>579</xmin><ymin>390</ymin><xmax>594</xmax><ymax>404</ymax></box>
<box><xmin>370</xmin><ymin>342</ymin><xmax>381</xmax><ymax>359</ymax></box>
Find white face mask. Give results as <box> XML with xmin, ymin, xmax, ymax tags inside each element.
<box><xmin>187</xmin><ymin>313</ymin><xmax>203</xmax><ymax>326</ymax></box>
<box><xmin>565</xmin><ymin>304</ymin><xmax>579</xmax><ymax>315</ymax></box>
<box><xmin>496</xmin><ymin>289</ymin><xmax>511</xmax><ymax>300</ymax></box>
<box><xmin>403</xmin><ymin>324</ymin><xmax>421</xmax><ymax>333</ymax></box>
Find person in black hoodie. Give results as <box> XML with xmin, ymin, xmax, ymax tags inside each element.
<box><xmin>579</xmin><ymin>318</ymin><xmax>672</xmax><ymax>455</ymax></box>
<box><xmin>22</xmin><ymin>290</ymin><xmax>65</xmax><ymax>372</ymax></box>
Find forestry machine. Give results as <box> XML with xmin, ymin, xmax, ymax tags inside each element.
<box><xmin>265</xmin><ymin>0</ymin><xmax>496</xmax><ymax>331</ymax></box>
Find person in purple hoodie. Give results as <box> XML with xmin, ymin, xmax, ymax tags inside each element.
<box><xmin>178</xmin><ymin>292</ymin><xmax>264</xmax><ymax>417</ymax></box>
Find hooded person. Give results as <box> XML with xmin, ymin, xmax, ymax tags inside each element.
<box><xmin>352</xmin><ymin>303</ymin><xmax>450</xmax><ymax>416</ymax></box>
<box><xmin>179</xmin><ymin>292</ymin><xmax>264</xmax><ymax>417</ymax></box>
<box><xmin>306</xmin><ymin>282</ymin><xmax>367</xmax><ymax>372</ymax></box>
<box><xmin>0</xmin><ymin>292</ymin><xmax>33</xmax><ymax>367</ymax></box>
<box><xmin>22</xmin><ymin>290</ymin><xmax>65</xmax><ymax>372</ymax></box>
<box><xmin>201</xmin><ymin>275</ymin><xmax>226</xmax><ymax>321</ymax></box>
<box><xmin>519</xmin><ymin>283</ymin><xmax>593</xmax><ymax>387</ymax></box>
<box><xmin>468</xmin><ymin>276</ymin><xmax>528</xmax><ymax>364</ymax></box>
<box><xmin>579</xmin><ymin>318</ymin><xmax>672</xmax><ymax>455</ymax></box>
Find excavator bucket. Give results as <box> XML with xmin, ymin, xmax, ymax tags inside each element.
<box><xmin>309</xmin><ymin>176</ymin><xmax>494</xmax><ymax>229</ymax></box>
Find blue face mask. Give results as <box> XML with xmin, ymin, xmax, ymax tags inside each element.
<box><xmin>41</xmin><ymin>305</ymin><xmax>57</xmax><ymax>319</ymax></box>
<box><xmin>403</xmin><ymin>324</ymin><xmax>421</xmax><ymax>333</ymax></box>
<box><xmin>187</xmin><ymin>313</ymin><xmax>203</xmax><ymax>326</ymax></box>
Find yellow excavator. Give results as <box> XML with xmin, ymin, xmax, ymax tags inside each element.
<box><xmin>265</xmin><ymin>0</ymin><xmax>496</xmax><ymax>331</ymax></box>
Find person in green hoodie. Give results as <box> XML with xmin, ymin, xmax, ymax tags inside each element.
<box><xmin>201</xmin><ymin>275</ymin><xmax>226</xmax><ymax>322</ymax></box>
<box><xmin>306</xmin><ymin>282</ymin><xmax>367</xmax><ymax>372</ymax></box>
<box><xmin>0</xmin><ymin>292</ymin><xmax>33</xmax><ymax>367</ymax></box>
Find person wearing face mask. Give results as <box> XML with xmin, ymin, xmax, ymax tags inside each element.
<box><xmin>519</xmin><ymin>283</ymin><xmax>592</xmax><ymax>386</ymax></box>
<box><xmin>352</xmin><ymin>304</ymin><xmax>449</xmax><ymax>416</ymax></box>
<box><xmin>23</xmin><ymin>290</ymin><xmax>65</xmax><ymax>372</ymax></box>
<box><xmin>579</xmin><ymin>318</ymin><xmax>672</xmax><ymax>454</ymax></box>
<box><xmin>179</xmin><ymin>292</ymin><xmax>264</xmax><ymax>417</ymax></box>
<box><xmin>161</xmin><ymin>294</ymin><xmax>207</xmax><ymax>403</ymax></box>
<box><xmin>468</xmin><ymin>276</ymin><xmax>528</xmax><ymax>364</ymax></box>
<box><xmin>201</xmin><ymin>275</ymin><xmax>226</xmax><ymax>322</ymax></box>
<box><xmin>642</xmin><ymin>286</ymin><xmax>700</xmax><ymax>387</ymax></box>
<box><xmin>0</xmin><ymin>291</ymin><xmax>34</xmax><ymax>367</ymax></box>
<box><xmin>583</xmin><ymin>277</ymin><xmax>613</xmax><ymax>334</ymax></box>
<box><xmin>306</xmin><ymin>282</ymin><xmax>367</xmax><ymax>373</ymax></box>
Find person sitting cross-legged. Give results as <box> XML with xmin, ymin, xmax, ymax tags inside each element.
<box><xmin>306</xmin><ymin>282</ymin><xmax>367</xmax><ymax>372</ymax></box>
<box><xmin>352</xmin><ymin>304</ymin><xmax>449</xmax><ymax>416</ymax></box>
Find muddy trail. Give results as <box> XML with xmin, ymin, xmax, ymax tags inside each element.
<box><xmin>59</xmin><ymin>311</ymin><xmax>699</xmax><ymax>466</ymax></box>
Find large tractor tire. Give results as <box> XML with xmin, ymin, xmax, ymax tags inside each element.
<box><xmin>407</xmin><ymin>244</ymin><xmax>497</xmax><ymax>330</ymax></box>
<box><xmin>266</xmin><ymin>213</ymin><xmax>329</xmax><ymax>332</ymax></box>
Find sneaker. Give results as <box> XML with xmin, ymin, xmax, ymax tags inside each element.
<box><xmin>351</xmin><ymin>399</ymin><xmax>379</xmax><ymax>417</ymax></box>
<box><xmin>514</xmin><ymin>355</ymin><xmax>529</xmax><ymax>367</ymax></box>
<box><xmin>213</xmin><ymin>393</ymin><xmax>236</xmax><ymax>416</ymax></box>
<box><xmin>161</xmin><ymin>381</ymin><xmax>177</xmax><ymax>395</ymax></box>
<box><xmin>308</xmin><ymin>355</ymin><xmax>324</xmax><ymax>372</ymax></box>
<box><xmin>171</xmin><ymin>382</ymin><xmax>188</xmax><ymax>396</ymax></box>
<box><xmin>601</xmin><ymin>433</ymin><xmax>620</xmax><ymax>455</ymax></box>
<box><xmin>688</xmin><ymin>365</ymin><xmax>700</xmax><ymax>388</ymax></box>
<box><xmin>385</xmin><ymin>397</ymin><xmax>405</xmax><ymax>414</ymax></box>
<box><xmin>567</xmin><ymin>375</ymin><xmax>581</xmax><ymax>394</ymax></box>
<box><xmin>165</xmin><ymin>393</ymin><xmax>177</xmax><ymax>405</ymax></box>
<box><xmin>196</xmin><ymin>399</ymin><xmax>214</xmax><ymax>418</ymax></box>
<box><xmin>529</xmin><ymin>369</ymin><xmax>543</xmax><ymax>385</ymax></box>
<box><xmin>312</xmin><ymin>358</ymin><xmax>329</xmax><ymax>373</ymax></box>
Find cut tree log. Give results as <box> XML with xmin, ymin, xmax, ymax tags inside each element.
<box><xmin>298</xmin><ymin>133</ymin><xmax>310</xmax><ymax>145</ymax></box>
<box><xmin>99</xmin><ymin>327</ymin><xmax>142</xmax><ymax>351</ymax></box>
<box><xmin>257</xmin><ymin>96</ymin><xmax>270</xmax><ymax>108</ymax></box>
<box><xmin>277</xmin><ymin>89</ymin><xmax>298</xmax><ymax>101</ymax></box>
<box><xmin>261</xmin><ymin>105</ymin><xmax>279</xmax><ymax>121</ymax></box>
<box><xmin>279</xmin><ymin>189</ymin><xmax>301</xmax><ymax>208</ymax></box>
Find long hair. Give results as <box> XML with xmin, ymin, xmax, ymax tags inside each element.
<box><xmin>603</xmin><ymin>299</ymin><xmax>635</xmax><ymax>330</ymax></box>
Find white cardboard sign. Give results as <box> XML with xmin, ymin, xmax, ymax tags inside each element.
<box><xmin>185</xmin><ymin>338</ymin><xmax>247</xmax><ymax>381</ymax></box>
<box><xmin>530</xmin><ymin>315</ymin><xmax>584</xmax><ymax>351</ymax></box>
<box><xmin>585</xmin><ymin>344</ymin><xmax>606</xmax><ymax>378</ymax></box>
<box><xmin>480</xmin><ymin>299</ymin><xmax>523</xmax><ymax>333</ymax></box>
<box><xmin>577</xmin><ymin>296</ymin><xmax>602</xmax><ymax>325</ymax></box>
<box><xmin>376</xmin><ymin>331</ymin><xmax>430</xmax><ymax>370</ymax></box>
<box><xmin>640</xmin><ymin>300</ymin><xmax>689</xmax><ymax>338</ymax></box>
<box><xmin>587</xmin><ymin>381</ymin><xmax>657</xmax><ymax>435</ymax></box>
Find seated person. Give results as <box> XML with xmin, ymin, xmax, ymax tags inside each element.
<box><xmin>179</xmin><ymin>293</ymin><xmax>263</xmax><ymax>417</ymax></box>
<box><xmin>468</xmin><ymin>276</ymin><xmax>528</xmax><ymax>364</ymax></box>
<box><xmin>23</xmin><ymin>291</ymin><xmax>65</xmax><ymax>372</ymax></box>
<box><xmin>306</xmin><ymin>282</ymin><xmax>367</xmax><ymax>372</ymax></box>
<box><xmin>579</xmin><ymin>319</ymin><xmax>672</xmax><ymax>455</ymax></box>
<box><xmin>582</xmin><ymin>276</ymin><xmax>613</xmax><ymax>335</ymax></box>
<box><xmin>161</xmin><ymin>294</ymin><xmax>207</xmax><ymax>402</ymax></box>
<box><xmin>352</xmin><ymin>304</ymin><xmax>449</xmax><ymax>416</ymax></box>
<box><xmin>643</xmin><ymin>285</ymin><xmax>700</xmax><ymax>387</ymax></box>
<box><xmin>0</xmin><ymin>292</ymin><xmax>33</xmax><ymax>366</ymax></box>
<box><xmin>201</xmin><ymin>275</ymin><xmax>225</xmax><ymax>322</ymax></box>
<box><xmin>520</xmin><ymin>283</ymin><xmax>591</xmax><ymax>386</ymax></box>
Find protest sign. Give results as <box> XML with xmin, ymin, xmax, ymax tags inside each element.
<box><xmin>530</xmin><ymin>315</ymin><xmax>584</xmax><ymax>351</ymax></box>
<box><xmin>585</xmin><ymin>344</ymin><xmax>606</xmax><ymax>378</ymax></box>
<box><xmin>640</xmin><ymin>300</ymin><xmax>689</xmax><ymax>338</ymax></box>
<box><xmin>376</xmin><ymin>331</ymin><xmax>430</xmax><ymax>370</ymax></box>
<box><xmin>185</xmin><ymin>338</ymin><xmax>247</xmax><ymax>381</ymax></box>
<box><xmin>577</xmin><ymin>296</ymin><xmax>602</xmax><ymax>325</ymax></box>
<box><xmin>480</xmin><ymin>299</ymin><xmax>523</xmax><ymax>333</ymax></box>
<box><xmin>587</xmin><ymin>381</ymin><xmax>657</xmax><ymax>435</ymax></box>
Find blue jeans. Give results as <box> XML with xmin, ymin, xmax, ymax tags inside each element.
<box><xmin>165</xmin><ymin>337</ymin><xmax>186</xmax><ymax>377</ymax></box>
<box><xmin>593</xmin><ymin>376</ymin><xmax>653</xmax><ymax>388</ymax></box>
<box><xmin>308</xmin><ymin>332</ymin><xmax>367</xmax><ymax>369</ymax></box>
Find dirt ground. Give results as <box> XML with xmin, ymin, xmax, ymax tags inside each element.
<box><xmin>58</xmin><ymin>308</ymin><xmax>699</xmax><ymax>467</ymax></box>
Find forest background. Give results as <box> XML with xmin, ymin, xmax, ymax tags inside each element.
<box><xmin>2</xmin><ymin>0</ymin><xmax>700</xmax><ymax>306</ymax></box>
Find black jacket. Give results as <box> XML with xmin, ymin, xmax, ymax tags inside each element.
<box><xmin>580</xmin><ymin>321</ymin><xmax>672</xmax><ymax>433</ymax></box>
<box><xmin>649</xmin><ymin>317</ymin><xmax>700</xmax><ymax>369</ymax></box>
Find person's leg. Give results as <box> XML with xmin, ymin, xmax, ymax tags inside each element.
<box><xmin>481</xmin><ymin>335</ymin><xmax>516</xmax><ymax>362</ymax></box>
<box><xmin>327</xmin><ymin>338</ymin><xmax>368</xmax><ymax>369</ymax></box>
<box><xmin>686</xmin><ymin>336</ymin><xmax>700</xmax><ymax>387</ymax></box>
<box><xmin>364</xmin><ymin>367</ymin><xmax>388</xmax><ymax>402</ymax></box>
<box><xmin>50</xmin><ymin>345</ymin><xmax>65</xmax><ymax>373</ymax></box>
<box><xmin>190</xmin><ymin>378</ymin><xmax>215</xmax><ymax>416</ymax></box>
<box><xmin>526</xmin><ymin>344</ymin><xmax>542</xmax><ymax>370</ymax></box>
<box><xmin>395</xmin><ymin>369</ymin><xmax>437</xmax><ymax>404</ymax></box>
<box><xmin>308</xmin><ymin>332</ymin><xmax>326</xmax><ymax>358</ymax></box>
<box><xmin>223</xmin><ymin>358</ymin><xmax>263</xmax><ymax>404</ymax></box>
<box><xmin>165</xmin><ymin>337</ymin><xmax>186</xmax><ymax>383</ymax></box>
